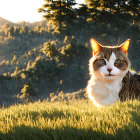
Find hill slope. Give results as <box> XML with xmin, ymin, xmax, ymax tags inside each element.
<box><xmin>0</xmin><ymin>17</ymin><xmax>15</xmax><ymax>26</ymax></box>
<box><xmin>0</xmin><ymin>99</ymin><xmax>140</xmax><ymax>140</ymax></box>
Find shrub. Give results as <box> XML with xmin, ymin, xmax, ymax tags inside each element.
<box><xmin>41</xmin><ymin>41</ymin><xmax>59</xmax><ymax>59</ymax></box>
<box><xmin>18</xmin><ymin>84</ymin><xmax>36</xmax><ymax>102</ymax></box>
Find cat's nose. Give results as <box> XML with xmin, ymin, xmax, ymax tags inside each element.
<box><xmin>107</xmin><ymin>68</ymin><xmax>112</xmax><ymax>73</ymax></box>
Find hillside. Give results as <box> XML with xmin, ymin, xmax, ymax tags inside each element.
<box><xmin>0</xmin><ymin>17</ymin><xmax>15</xmax><ymax>26</ymax></box>
<box><xmin>0</xmin><ymin>99</ymin><xmax>140</xmax><ymax>140</ymax></box>
<box><xmin>0</xmin><ymin>14</ymin><xmax>139</xmax><ymax>107</ymax></box>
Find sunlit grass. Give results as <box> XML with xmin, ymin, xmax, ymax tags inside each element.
<box><xmin>0</xmin><ymin>99</ymin><xmax>140</xmax><ymax>140</ymax></box>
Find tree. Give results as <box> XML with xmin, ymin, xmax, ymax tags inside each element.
<box><xmin>76</xmin><ymin>4</ymin><xmax>90</xmax><ymax>24</ymax></box>
<box><xmin>127</xmin><ymin>0</ymin><xmax>140</xmax><ymax>25</ymax></box>
<box><xmin>19</xmin><ymin>84</ymin><xmax>36</xmax><ymax>102</ymax></box>
<box><xmin>41</xmin><ymin>40</ymin><xmax>59</xmax><ymax>59</ymax></box>
<box><xmin>85</xmin><ymin>0</ymin><xmax>138</xmax><ymax>29</ymax></box>
<box><xmin>85</xmin><ymin>0</ymin><xmax>102</xmax><ymax>22</ymax></box>
<box><xmin>38</xmin><ymin>0</ymin><xmax>76</xmax><ymax>33</ymax></box>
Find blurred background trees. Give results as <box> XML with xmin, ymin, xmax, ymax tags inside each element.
<box><xmin>0</xmin><ymin>0</ymin><xmax>139</xmax><ymax>105</ymax></box>
<box><xmin>38</xmin><ymin>0</ymin><xmax>76</xmax><ymax>33</ymax></box>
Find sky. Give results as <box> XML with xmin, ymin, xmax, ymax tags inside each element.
<box><xmin>0</xmin><ymin>0</ymin><xmax>85</xmax><ymax>23</ymax></box>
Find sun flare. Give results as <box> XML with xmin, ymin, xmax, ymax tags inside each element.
<box><xmin>0</xmin><ymin>0</ymin><xmax>85</xmax><ymax>23</ymax></box>
<box><xmin>0</xmin><ymin>0</ymin><xmax>44</xmax><ymax>23</ymax></box>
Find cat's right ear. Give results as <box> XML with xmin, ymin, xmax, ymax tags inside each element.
<box><xmin>120</xmin><ymin>39</ymin><xmax>130</xmax><ymax>54</ymax></box>
<box><xmin>90</xmin><ymin>38</ymin><xmax>101</xmax><ymax>55</ymax></box>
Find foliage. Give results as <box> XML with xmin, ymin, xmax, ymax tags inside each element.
<box><xmin>33</xmin><ymin>58</ymin><xmax>61</xmax><ymax>80</ymax></box>
<box><xmin>41</xmin><ymin>40</ymin><xmax>59</xmax><ymax>59</ymax></box>
<box><xmin>38</xmin><ymin>0</ymin><xmax>76</xmax><ymax>33</ymax></box>
<box><xmin>16</xmin><ymin>37</ymin><xmax>90</xmax><ymax>93</ymax></box>
<box><xmin>18</xmin><ymin>84</ymin><xmax>36</xmax><ymax>102</ymax></box>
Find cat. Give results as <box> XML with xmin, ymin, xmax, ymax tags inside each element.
<box><xmin>86</xmin><ymin>38</ymin><xmax>140</xmax><ymax>107</ymax></box>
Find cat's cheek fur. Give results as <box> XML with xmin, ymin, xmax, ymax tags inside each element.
<box><xmin>99</xmin><ymin>66</ymin><xmax>109</xmax><ymax>76</ymax></box>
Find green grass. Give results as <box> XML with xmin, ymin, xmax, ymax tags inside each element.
<box><xmin>0</xmin><ymin>99</ymin><xmax>140</xmax><ymax>140</ymax></box>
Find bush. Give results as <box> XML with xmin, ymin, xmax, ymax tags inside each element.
<box><xmin>41</xmin><ymin>40</ymin><xmax>59</xmax><ymax>59</ymax></box>
<box><xmin>18</xmin><ymin>84</ymin><xmax>36</xmax><ymax>102</ymax></box>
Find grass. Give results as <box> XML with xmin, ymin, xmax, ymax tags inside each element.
<box><xmin>0</xmin><ymin>99</ymin><xmax>140</xmax><ymax>140</ymax></box>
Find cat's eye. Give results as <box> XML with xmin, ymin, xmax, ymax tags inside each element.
<box><xmin>98</xmin><ymin>59</ymin><xmax>106</xmax><ymax>64</ymax></box>
<box><xmin>115</xmin><ymin>59</ymin><xmax>121</xmax><ymax>65</ymax></box>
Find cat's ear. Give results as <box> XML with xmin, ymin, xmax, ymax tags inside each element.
<box><xmin>90</xmin><ymin>38</ymin><xmax>101</xmax><ymax>55</ymax></box>
<box><xmin>120</xmin><ymin>39</ymin><xmax>130</xmax><ymax>54</ymax></box>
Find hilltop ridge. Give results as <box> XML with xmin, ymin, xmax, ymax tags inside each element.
<box><xmin>0</xmin><ymin>17</ymin><xmax>15</xmax><ymax>26</ymax></box>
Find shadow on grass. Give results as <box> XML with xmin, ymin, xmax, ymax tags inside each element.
<box><xmin>21</xmin><ymin>110</ymin><xmax>81</xmax><ymax>122</ymax></box>
<box><xmin>0</xmin><ymin>125</ymin><xmax>114</xmax><ymax>140</ymax></box>
<box><xmin>130</xmin><ymin>111</ymin><xmax>140</xmax><ymax>126</ymax></box>
<box><xmin>0</xmin><ymin>124</ymin><xmax>140</xmax><ymax>140</ymax></box>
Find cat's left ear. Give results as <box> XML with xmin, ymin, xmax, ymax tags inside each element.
<box><xmin>120</xmin><ymin>39</ymin><xmax>130</xmax><ymax>54</ymax></box>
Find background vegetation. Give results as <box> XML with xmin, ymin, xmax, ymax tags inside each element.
<box><xmin>0</xmin><ymin>0</ymin><xmax>139</xmax><ymax>105</ymax></box>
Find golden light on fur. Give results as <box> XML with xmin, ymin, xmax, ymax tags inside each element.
<box><xmin>87</xmin><ymin>88</ymin><xmax>101</xmax><ymax>108</ymax></box>
<box><xmin>90</xmin><ymin>38</ymin><xmax>101</xmax><ymax>55</ymax></box>
<box><xmin>120</xmin><ymin>39</ymin><xmax>130</xmax><ymax>54</ymax></box>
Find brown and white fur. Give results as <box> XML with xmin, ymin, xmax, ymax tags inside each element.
<box><xmin>87</xmin><ymin>38</ymin><xmax>140</xmax><ymax>107</ymax></box>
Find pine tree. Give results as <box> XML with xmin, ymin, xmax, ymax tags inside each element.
<box><xmin>112</xmin><ymin>0</ymin><xmax>132</xmax><ymax>30</ymax></box>
<box><xmin>76</xmin><ymin>4</ymin><xmax>89</xmax><ymax>24</ymax></box>
<box><xmin>85</xmin><ymin>0</ymin><xmax>136</xmax><ymax>27</ymax></box>
<box><xmin>38</xmin><ymin>0</ymin><xmax>76</xmax><ymax>33</ymax></box>
<box><xmin>127</xmin><ymin>0</ymin><xmax>140</xmax><ymax>25</ymax></box>
<box><xmin>85</xmin><ymin>0</ymin><xmax>102</xmax><ymax>22</ymax></box>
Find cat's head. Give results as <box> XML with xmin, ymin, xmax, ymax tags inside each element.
<box><xmin>89</xmin><ymin>38</ymin><xmax>130</xmax><ymax>81</ymax></box>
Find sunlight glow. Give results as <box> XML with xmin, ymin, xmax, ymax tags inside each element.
<box><xmin>0</xmin><ymin>0</ymin><xmax>85</xmax><ymax>23</ymax></box>
<box><xmin>88</xmin><ymin>93</ymin><xmax>102</xmax><ymax>108</ymax></box>
<box><xmin>0</xmin><ymin>0</ymin><xmax>44</xmax><ymax>23</ymax></box>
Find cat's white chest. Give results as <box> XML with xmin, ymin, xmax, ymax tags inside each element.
<box><xmin>87</xmin><ymin>77</ymin><xmax>122</xmax><ymax>107</ymax></box>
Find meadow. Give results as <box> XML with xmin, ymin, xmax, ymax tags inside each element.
<box><xmin>0</xmin><ymin>99</ymin><xmax>140</xmax><ymax>140</ymax></box>
<box><xmin>0</xmin><ymin>1</ymin><xmax>139</xmax><ymax>139</ymax></box>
